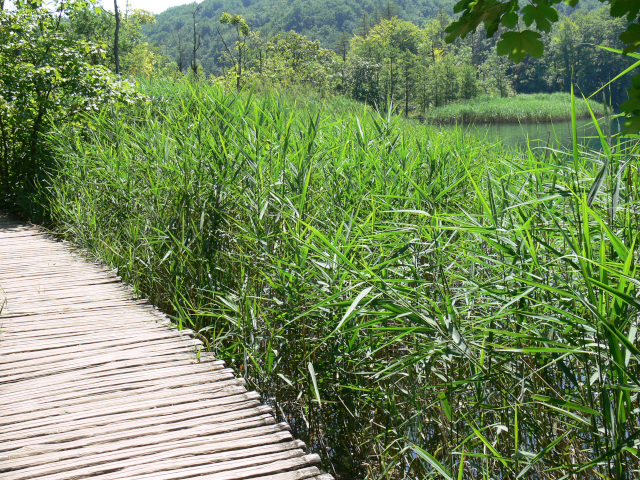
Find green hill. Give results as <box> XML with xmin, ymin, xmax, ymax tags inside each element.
<box><xmin>143</xmin><ymin>0</ymin><xmax>607</xmax><ymax>75</ymax></box>
<box><xmin>144</xmin><ymin>0</ymin><xmax>456</xmax><ymax>74</ymax></box>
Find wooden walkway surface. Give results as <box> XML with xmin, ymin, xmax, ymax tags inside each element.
<box><xmin>0</xmin><ymin>213</ymin><xmax>332</xmax><ymax>480</ymax></box>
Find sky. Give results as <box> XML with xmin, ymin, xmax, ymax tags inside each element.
<box><xmin>98</xmin><ymin>0</ymin><xmax>194</xmax><ymax>14</ymax></box>
<box><xmin>4</xmin><ymin>0</ymin><xmax>195</xmax><ymax>15</ymax></box>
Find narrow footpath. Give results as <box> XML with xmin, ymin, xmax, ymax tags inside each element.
<box><xmin>0</xmin><ymin>213</ymin><xmax>332</xmax><ymax>480</ymax></box>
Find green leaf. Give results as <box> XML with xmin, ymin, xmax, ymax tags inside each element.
<box><xmin>445</xmin><ymin>17</ymin><xmax>480</xmax><ymax>43</ymax></box>
<box><xmin>532</xmin><ymin>394</ymin><xmax>601</xmax><ymax>416</ymax></box>
<box><xmin>439</xmin><ymin>392</ymin><xmax>452</xmax><ymax>421</ymax></box>
<box><xmin>590</xmin><ymin>278</ymin><xmax>640</xmax><ymax>313</ymax></box>
<box><xmin>411</xmin><ymin>444</ymin><xmax>453</xmax><ymax>480</ymax></box>
<box><xmin>453</xmin><ymin>0</ymin><xmax>473</xmax><ymax>14</ymax></box>
<box><xmin>308</xmin><ymin>362</ymin><xmax>322</xmax><ymax>408</ymax></box>
<box><xmin>610</xmin><ymin>0</ymin><xmax>640</xmax><ymax>20</ymax></box>
<box><xmin>623</xmin><ymin>110</ymin><xmax>640</xmax><ymax>134</ymax></box>
<box><xmin>516</xmin><ymin>432</ymin><xmax>571</xmax><ymax>478</ymax></box>
<box><xmin>497</xmin><ymin>30</ymin><xmax>544</xmax><ymax>63</ymax></box>
<box><xmin>501</xmin><ymin>11</ymin><xmax>518</xmax><ymax>29</ymax></box>
<box><xmin>522</xmin><ymin>2</ymin><xmax>559</xmax><ymax>33</ymax></box>
<box><xmin>620</xmin><ymin>22</ymin><xmax>640</xmax><ymax>54</ymax></box>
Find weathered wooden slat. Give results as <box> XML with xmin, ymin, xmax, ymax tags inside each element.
<box><xmin>0</xmin><ymin>355</ymin><xmax>210</xmax><ymax>397</ymax></box>
<box><xmin>1</xmin><ymin>391</ymin><xmax>261</xmax><ymax>435</ymax></box>
<box><xmin>0</xmin><ymin>341</ymin><xmax>202</xmax><ymax>383</ymax></box>
<box><xmin>1</xmin><ymin>377</ymin><xmax>247</xmax><ymax>420</ymax></box>
<box><xmin>0</xmin><ymin>359</ymin><xmax>225</xmax><ymax>400</ymax></box>
<box><xmin>0</xmin><ymin>368</ymin><xmax>236</xmax><ymax>406</ymax></box>
<box><xmin>0</xmin><ymin>329</ymin><xmax>201</xmax><ymax>361</ymax></box>
<box><xmin>99</xmin><ymin>454</ymin><xmax>322</xmax><ymax>480</ymax></box>
<box><xmin>1</xmin><ymin>422</ymin><xmax>293</xmax><ymax>466</ymax></box>
<box><xmin>2</xmin><ymin>411</ymin><xmax>279</xmax><ymax>459</ymax></box>
<box><xmin>0</xmin><ymin>213</ymin><xmax>333</xmax><ymax>480</ymax></box>
<box><xmin>0</xmin><ymin>399</ymin><xmax>263</xmax><ymax>443</ymax></box>
<box><xmin>9</xmin><ymin>441</ymin><xmax>309</xmax><ymax>480</ymax></box>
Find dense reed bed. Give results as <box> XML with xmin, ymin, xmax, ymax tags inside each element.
<box><xmin>424</xmin><ymin>92</ymin><xmax>606</xmax><ymax>125</ymax></box>
<box><xmin>42</xmin><ymin>79</ymin><xmax>640</xmax><ymax>479</ymax></box>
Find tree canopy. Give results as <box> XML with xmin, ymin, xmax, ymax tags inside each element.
<box><xmin>445</xmin><ymin>0</ymin><xmax>640</xmax><ymax>130</ymax></box>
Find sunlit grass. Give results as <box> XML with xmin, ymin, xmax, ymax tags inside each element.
<box><xmin>42</xmin><ymin>78</ymin><xmax>640</xmax><ymax>479</ymax></box>
<box><xmin>424</xmin><ymin>92</ymin><xmax>606</xmax><ymax>124</ymax></box>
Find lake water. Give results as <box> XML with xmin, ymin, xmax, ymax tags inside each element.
<box><xmin>442</xmin><ymin>117</ymin><xmax>622</xmax><ymax>151</ymax></box>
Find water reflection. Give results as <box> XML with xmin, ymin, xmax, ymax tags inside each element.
<box><xmin>441</xmin><ymin>117</ymin><xmax>623</xmax><ymax>150</ymax></box>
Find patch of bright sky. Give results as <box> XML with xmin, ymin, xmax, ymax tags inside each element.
<box><xmin>5</xmin><ymin>0</ymin><xmax>195</xmax><ymax>15</ymax></box>
<box><xmin>97</xmin><ymin>0</ymin><xmax>195</xmax><ymax>15</ymax></box>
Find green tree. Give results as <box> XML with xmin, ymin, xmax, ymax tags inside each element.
<box><xmin>250</xmin><ymin>31</ymin><xmax>338</xmax><ymax>93</ymax></box>
<box><xmin>344</xmin><ymin>55</ymin><xmax>381</xmax><ymax>105</ymax></box>
<box><xmin>352</xmin><ymin>17</ymin><xmax>423</xmax><ymax>105</ymax></box>
<box><xmin>459</xmin><ymin>62</ymin><xmax>478</xmax><ymax>99</ymax></box>
<box><xmin>218</xmin><ymin>12</ymin><xmax>250</xmax><ymax>89</ymax></box>
<box><xmin>0</xmin><ymin>0</ymin><xmax>138</xmax><ymax>204</ymax></box>
<box><xmin>66</xmin><ymin>5</ymin><xmax>157</xmax><ymax>75</ymax></box>
<box><xmin>334</xmin><ymin>30</ymin><xmax>351</xmax><ymax>93</ymax></box>
<box><xmin>480</xmin><ymin>48</ymin><xmax>514</xmax><ymax>97</ymax></box>
<box><xmin>190</xmin><ymin>4</ymin><xmax>202</xmax><ymax>77</ymax></box>
<box><xmin>445</xmin><ymin>0</ymin><xmax>640</xmax><ymax>130</ymax></box>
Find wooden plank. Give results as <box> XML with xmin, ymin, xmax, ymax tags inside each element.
<box><xmin>0</xmin><ymin>399</ymin><xmax>264</xmax><ymax>443</ymax></box>
<box><xmin>0</xmin><ymin>368</ymin><xmax>236</xmax><ymax>406</ymax></box>
<box><xmin>0</xmin><ymin>359</ymin><xmax>225</xmax><ymax>400</ymax></box>
<box><xmin>1</xmin><ymin>423</ymin><xmax>292</xmax><ymax>465</ymax></box>
<box><xmin>1</xmin><ymin>391</ymin><xmax>261</xmax><ymax>435</ymax></box>
<box><xmin>0</xmin><ymin>213</ymin><xmax>332</xmax><ymax>480</ymax></box>
<box><xmin>2</xmin><ymin>410</ymin><xmax>279</xmax><ymax>458</ymax></box>
<box><xmin>9</xmin><ymin>441</ymin><xmax>309</xmax><ymax>480</ymax></box>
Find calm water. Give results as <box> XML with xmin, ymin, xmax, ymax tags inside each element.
<box><xmin>443</xmin><ymin>117</ymin><xmax>622</xmax><ymax>150</ymax></box>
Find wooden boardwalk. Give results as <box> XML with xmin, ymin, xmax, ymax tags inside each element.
<box><xmin>0</xmin><ymin>213</ymin><xmax>332</xmax><ymax>480</ymax></box>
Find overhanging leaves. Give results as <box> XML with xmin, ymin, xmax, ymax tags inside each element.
<box><xmin>497</xmin><ymin>30</ymin><xmax>544</xmax><ymax>63</ymax></box>
<box><xmin>522</xmin><ymin>2</ymin><xmax>559</xmax><ymax>33</ymax></box>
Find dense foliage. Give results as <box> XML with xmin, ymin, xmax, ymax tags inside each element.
<box><xmin>64</xmin><ymin>4</ymin><xmax>175</xmax><ymax>76</ymax></box>
<box><xmin>143</xmin><ymin>0</ymin><xmax>613</xmax><ymax>77</ymax></box>
<box><xmin>3</xmin><ymin>0</ymin><xmax>640</xmax><ymax>478</ymax></box>
<box><xmin>213</xmin><ymin>9</ymin><xmax>632</xmax><ymax>117</ymax></box>
<box><xmin>0</xmin><ymin>0</ymin><xmax>139</xmax><ymax>209</ymax></box>
<box><xmin>445</xmin><ymin>0</ymin><xmax>640</xmax><ymax>129</ymax></box>
<box><xmin>41</xmin><ymin>80</ymin><xmax>640</xmax><ymax>479</ymax></box>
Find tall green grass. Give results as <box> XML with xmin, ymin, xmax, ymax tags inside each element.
<box><xmin>424</xmin><ymin>92</ymin><xmax>606</xmax><ymax>124</ymax></box>
<box><xmin>42</xmin><ymin>79</ymin><xmax>640</xmax><ymax>479</ymax></box>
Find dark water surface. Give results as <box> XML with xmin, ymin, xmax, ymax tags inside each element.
<box><xmin>443</xmin><ymin>117</ymin><xmax>622</xmax><ymax>150</ymax></box>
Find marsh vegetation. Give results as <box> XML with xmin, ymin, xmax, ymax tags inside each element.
<box><xmin>38</xmin><ymin>80</ymin><xmax>640</xmax><ymax>479</ymax></box>
<box><xmin>3</xmin><ymin>0</ymin><xmax>640</xmax><ymax>477</ymax></box>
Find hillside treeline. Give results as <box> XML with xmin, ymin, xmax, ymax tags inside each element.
<box><xmin>143</xmin><ymin>0</ymin><xmax>604</xmax><ymax>73</ymax></box>
<box><xmin>214</xmin><ymin>8</ymin><xmax>633</xmax><ymax>114</ymax></box>
<box><xmin>65</xmin><ymin>2</ymin><xmax>633</xmax><ymax>114</ymax></box>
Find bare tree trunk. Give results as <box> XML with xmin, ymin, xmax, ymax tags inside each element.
<box><xmin>404</xmin><ymin>62</ymin><xmax>409</xmax><ymax>118</ymax></box>
<box><xmin>191</xmin><ymin>5</ymin><xmax>202</xmax><ymax>76</ymax></box>
<box><xmin>114</xmin><ymin>0</ymin><xmax>120</xmax><ymax>75</ymax></box>
<box><xmin>174</xmin><ymin>25</ymin><xmax>185</xmax><ymax>73</ymax></box>
<box><xmin>236</xmin><ymin>46</ymin><xmax>241</xmax><ymax>90</ymax></box>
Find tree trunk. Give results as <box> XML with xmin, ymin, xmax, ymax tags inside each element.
<box><xmin>191</xmin><ymin>7</ymin><xmax>201</xmax><ymax>76</ymax></box>
<box><xmin>176</xmin><ymin>26</ymin><xmax>184</xmax><ymax>73</ymax></box>
<box><xmin>237</xmin><ymin>47</ymin><xmax>241</xmax><ymax>90</ymax></box>
<box><xmin>114</xmin><ymin>0</ymin><xmax>120</xmax><ymax>75</ymax></box>
<box><xmin>404</xmin><ymin>61</ymin><xmax>409</xmax><ymax>118</ymax></box>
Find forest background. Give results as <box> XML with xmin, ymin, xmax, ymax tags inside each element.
<box><xmin>67</xmin><ymin>0</ymin><xmax>635</xmax><ymax>117</ymax></box>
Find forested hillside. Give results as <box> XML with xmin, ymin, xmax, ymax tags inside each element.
<box><xmin>143</xmin><ymin>0</ymin><xmax>606</xmax><ymax>76</ymax></box>
<box><xmin>145</xmin><ymin>0</ymin><xmax>456</xmax><ymax>75</ymax></box>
